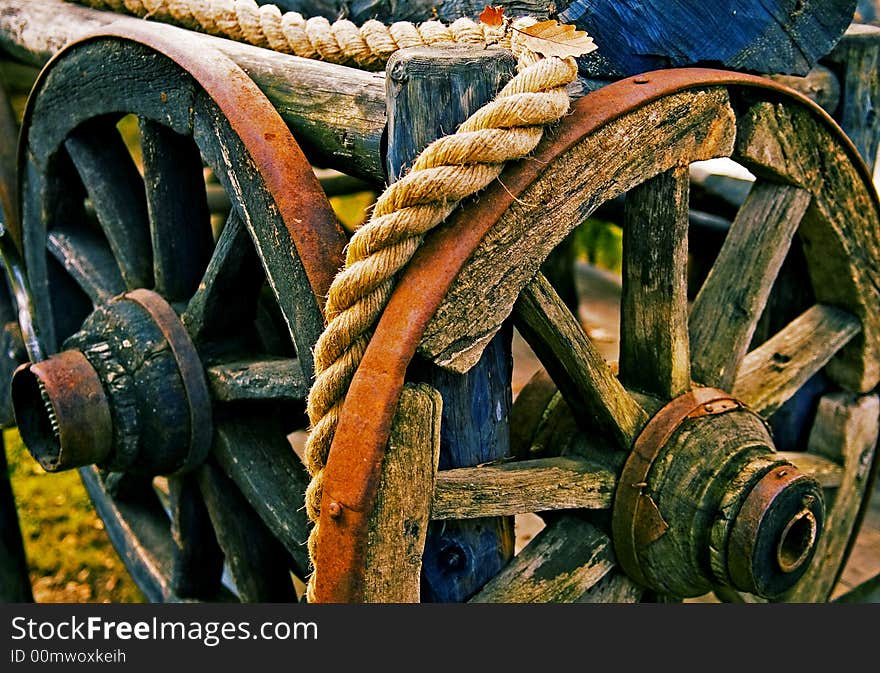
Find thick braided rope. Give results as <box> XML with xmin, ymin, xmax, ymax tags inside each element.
<box><xmin>73</xmin><ymin>0</ymin><xmax>508</xmax><ymax>69</ymax></box>
<box><xmin>304</xmin><ymin>35</ymin><xmax>578</xmax><ymax>600</ymax></box>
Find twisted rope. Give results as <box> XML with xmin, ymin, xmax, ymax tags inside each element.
<box><xmin>74</xmin><ymin>0</ymin><xmax>508</xmax><ymax>69</ymax></box>
<box><xmin>70</xmin><ymin>0</ymin><xmax>582</xmax><ymax>600</ymax></box>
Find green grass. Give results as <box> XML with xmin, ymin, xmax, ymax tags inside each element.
<box><xmin>5</xmin><ymin>428</ymin><xmax>145</xmax><ymax>603</ymax></box>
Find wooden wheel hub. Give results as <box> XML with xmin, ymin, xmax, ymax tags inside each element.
<box><xmin>612</xmin><ymin>388</ymin><xmax>825</xmax><ymax>598</ymax></box>
<box><xmin>11</xmin><ymin>289</ymin><xmax>211</xmax><ymax>475</ymax></box>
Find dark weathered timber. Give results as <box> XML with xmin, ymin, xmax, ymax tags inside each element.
<box><xmin>78</xmin><ymin>466</ymin><xmax>185</xmax><ymax>602</ymax></box>
<box><xmin>182</xmin><ymin>211</ymin><xmax>264</xmax><ymax>344</ymax></box>
<box><xmin>63</xmin><ymin>119</ymin><xmax>153</xmax><ymax>290</ymax></box>
<box><xmin>514</xmin><ymin>273</ymin><xmax>648</xmax><ymax>450</ymax></box>
<box><xmin>0</xmin><ymin>0</ymin><xmax>387</xmax><ymax>182</ymax></box>
<box><xmin>0</xmin><ymin>435</ymin><xmax>33</xmax><ymax>602</ymax></box>
<box><xmin>167</xmin><ymin>474</ymin><xmax>225</xmax><ymax>599</ymax></box>
<box><xmin>385</xmin><ymin>46</ymin><xmax>516</xmax><ymax>178</ymax></box>
<box><xmin>206</xmin><ymin>358</ymin><xmax>308</xmax><ymax>402</ymax></box>
<box><xmin>431</xmin><ymin>456</ymin><xmax>615</xmax><ymax>519</ymax></box>
<box><xmin>620</xmin><ymin>165</ymin><xmax>691</xmax><ymax>400</ymax></box>
<box><xmin>191</xmin><ymin>88</ymin><xmax>325</xmax><ymax>381</ymax></box>
<box><xmin>732</xmin><ymin>304</ymin><xmax>862</xmax><ymax>416</ymax></box>
<box><xmin>196</xmin><ymin>460</ymin><xmax>298</xmax><ymax>602</ymax></box>
<box><xmin>825</xmin><ymin>24</ymin><xmax>880</xmax><ymax>173</ymax></box>
<box><xmin>468</xmin><ymin>515</ymin><xmax>616</xmax><ymax>603</ymax></box>
<box><xmin>387</xmin><ymin>47</ymin><xmax>516</xmax><ymax>603</ymax></box>
<box><xmin>782</xmin><ymin>393</ymin><xmax>879</xmax><ymax>602</ymax></box>
<box><xmin>363</xmin><ymin>384</ymin><xmax>441</xmax><ymax>603</ymax></box>
<box><xmin>46</xmin><ymin>227</ymin><xmax>125</xmax><ymax>303</ymax></box>
<box><xmin>139</xmin><ymin>118</ymin><xmax>214</xmax><ymax>302</ymax></box>
<box><xmin>259</xmin><ymin>0</ymin><xmax>856</xmax><ymax>76</ymax></box>
<box><xmin>735</xmin><ymin>101</ymin><xmax>880</xmax><ymax>392</ymax></box>
<box><xmin>421</xmin><ymin>88</ymin><xmax>736</xmax><ymax>372</ymax></box>
<box><xmin>212</xmin><ymin>414</ymin><xmax>312</xmax><ymax>578</ymax></box>
<box><xmin>689</xmin><ymin>182</ymin><xmax>812</xmax><ymax>391</ymax></box>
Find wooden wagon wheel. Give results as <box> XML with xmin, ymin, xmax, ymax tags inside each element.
<box><xmin>316</xmin><ymin>69</ymin><xmax>880</xmax><ymax>603</ymax></box>
<box><xmin>9</xmin><ymin>26</ymin><xmax>347</xmax><ymax>602</ymax></box>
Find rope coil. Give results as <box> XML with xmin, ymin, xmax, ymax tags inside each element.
<box><xmin>69</xmin><ymin>0</ymin><xmax>583</xmax><ymax>601</ymax></box>
<box><xmin>76</xmin><ymin>0</ymin><xmax>509</xmax><ymax>68</ymax></box>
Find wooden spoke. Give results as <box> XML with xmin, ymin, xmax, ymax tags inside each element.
<box><xmin>514</xmin><ymin>273</ymin><xmax>648</xmax><ymax>449</ymax></box>
<box><xmin>166</xmin><ymin>474</ymin><xmax>224</xmax><ymax>600</ymax></box>
<box><xmin>431</xmin><ymin>457</ymin><xmax>615</xmax><ymax>520</ymax></box>
<box><xmin>212</xmin><ymin>413</ymin><xmax>311</xmax><ymax>578</ymax></box>
<box><xmin>732</xmin><ymin>304</ymin><xmax>861</xmax><ymax>415</ymax></box>
<box><xmin>620</xmin><ymin>165</ymin><xmax>691</xmax><ymax>399</ymax></box>
<box><xmin>46</xmin><ymin>227</ymin><xmax>125</xmax><ymax>303</ymax></box>
<box><xmin>182</xmin><ymin>210</ymin><xmax>263</xmax><ymax>342</ymax></box>
<box><xmin>468</xmin><ymin>516</ymin><xmax>616</xmax><ymax>603</ymax></box>
<box><xmin>775</xmin><ymin>451</ymin><xmax>844</xmax><ymax>488</ymax></box>
<box><xmin>63</xmin><ymin>120</ymin><xmax>153</xmax><ymax>289</ymax></box>
<box><xmin>139</xmin><ymin>118</ymin><xmax>213</xmax><ymax>302</ymax></box>
<box><xmin>196</xmin><ymin>460</ymin><xmax>298</xmax><ymax>602</ymax></box>
<box><xmin>79</xmin><ymin>467</ymin><xmax>190</xmax><ymax>602</ymax></box>
<box><xmin>690</xmin><ymin>182</ymin><xmax>812</xmax><ymax>389</ymax></box>
<box><xmin>363</xmin><ymin>384</ymin><xmax>441</xmax><ymax>603</ymax></box>
<box><xmin>205</xmin><ymin>357</ymin><xmax>308</xmax><ymax>402</ymax></box>
<box><xmin>781</xmin><ymin>393</ymin><xmax>879</xmax><ymax>602</ymax></box>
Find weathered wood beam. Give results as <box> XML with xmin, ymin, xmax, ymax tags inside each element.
<box><xmin>690</xmin><ymin>182</ymin><xmax>812</xmax><ymax>390</ymax></box>
<box><xmin>206</xmin><ymin>358</ymin><xmax>309</xmax><ymax>402</ymax></box>
<box><xmin>468</xmin><ymin>515</ymin><xmax>616</xmax><ymax>603</ymax></box>
<box><xmin>431</xmin><ymin>456</ymin><xmax>615</xmax><ymax>519</ymax></box>
<box><xmin>732</xmin><ymin>305</ymin><xmax>862</xmax><ymax>416</ymax></box>
<box><xmin>363</xmin><ymin>384</ymin><xmax>441</xmax><ymax>603</ymax></box>
<box><xmin>620</xmin><ymin>165</ymin><xmax>691</xmax><ymax>400</ymax></box>
<box><xmin>386</xmin><ymin>46</ymin><xmax>518</xmax><ymax>603</ymax></box>
<box><xmin>824</xmin><ymin>23</ymin><xmax>880</xmax><ymax>173</ymax></box>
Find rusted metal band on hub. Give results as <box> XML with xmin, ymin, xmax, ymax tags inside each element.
<box><xmin>12</xmin><ymin>350</ymin><xmax>113</xmax><ymax>470</ymax></box>
<box><xmin>117</xmin><ymin>289</ymin><xmax>212</xmax><ymax>473</ymax></box>
<box><xmin>611</xmin><ymin>388</ymin><xmax>742</xmax><ymax>587</ymax></box>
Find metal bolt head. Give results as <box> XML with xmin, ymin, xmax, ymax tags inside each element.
<box><xmin>327</xmin><ymin>501</ymin><xmax>343</xmax><ymax>519</ymax></box>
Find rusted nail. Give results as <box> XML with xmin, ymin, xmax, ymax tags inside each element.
<box><xmin>704</xmin><ymin>404</ymin><xmax>714</xmax><ymax>413</ymax></box>
<box><xmin>327</xmin><ymin>501</ymin><xmax>343</xmax><ymax>518</ymax></box>
<box><xmin>634</xmin><ymin>76</ymin><xmax>650</xmax><ymax>84</ymax></box>
<box><xmin>777</xmin><ymin>469</ymin><xmax>788</xmax><ymax>478</ymax></box>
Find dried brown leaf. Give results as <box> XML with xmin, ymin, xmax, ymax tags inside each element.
<box><xmin>479</xmin><ymin>5</ymin><xmax>505</xmax><ymax>27</ymax></box>
<box><xmin>519</xmin><ymin>19</ymin><xmax>598</xmax><ymax>58</ymax></box>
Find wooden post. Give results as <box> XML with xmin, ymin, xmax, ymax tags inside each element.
<box><xmin>825</xmin><ymin>23</ymin><xmax>880</xmax><ymax>176</ymax></box>
<box><xmin>385</xmin><ymin>46</ymin><xmax>517</xmax><ymax>602</ymax></box>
